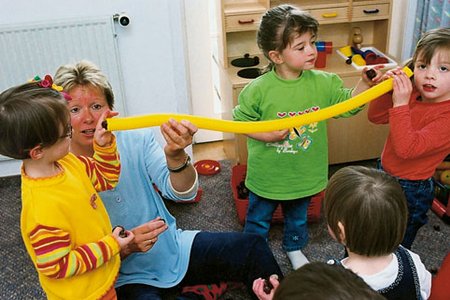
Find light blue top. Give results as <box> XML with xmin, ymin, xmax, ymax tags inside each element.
<box><xmin>99</xmin><ymin>128</ymin><xmax>199</xmax><ymax>288</ymax></box>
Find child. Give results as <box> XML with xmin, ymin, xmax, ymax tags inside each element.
<box><xmin>324</xmin><ymin>166</ymin><xmax>431</xmax><ymax>299</ymax></box>
<box><xmin>232</xmin><ymin>4</ymin><xmax>376</xmax><ymax>269</ymax></box>
<box><xmin>0</xmin><ymin>77</ymin><xmax>134</xmax><ymax>300</ymax></box>
<box><xmin>253</xmin><ymin>261</ymin><xmax>384</xmax><ymax>300</ymax></box>
<box><xmin>368</xmin><ymin>27</ymin><xmax>450</xmax><ymax>249</ymax></box>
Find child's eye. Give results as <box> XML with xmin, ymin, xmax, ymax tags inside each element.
<box><xmin>416</xmin><ymin>64</ymin><xmax>427</xmax><ymax>70</ymax></box>
<box><xmin>311</xmin><ymin>40</ymin><xmax>316</xmax><ymax>45</ymax></box>
<box><xmin>439</xmin><ymin>66</ymin><xmax>448</xmax><ymax>72</ymax></box>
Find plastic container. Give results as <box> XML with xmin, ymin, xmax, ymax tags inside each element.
<box><xmin>336</xmin><ymin>46</ymin><xmax>397</xmax><ymax>70</ymax></box>
<box><xmin>231</xmin><ymin>164</ymin><xmax>324</xmax><ymax>225</ymax></box>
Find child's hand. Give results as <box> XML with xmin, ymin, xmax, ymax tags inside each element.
<box><xmin>112</xmin><ymin>226</ymin><xmax>135</xmax><ymax>249</ymax></box>
<box><xmin>94</xmin><ymin>110</ymin><xmax>119</xmax><ymax>147</ymax></box>
<box><xmin>362</xmin><ymin>65</ymin><xmax>385</xmax><ymax>86</ymax></box>
<box><xmin>252</xmin><ymin>274</ymin><xmax>280</xmax><ymax>300</ymax></box>
<box><xmin>391</xmin><ymin>70</ymin><xmax>412</xmax><ymax>107</ymax></box>
<box><xmin>248</xmin><ymin>129</ymin><xmax>289</xmax><ymax>142</ymax></box>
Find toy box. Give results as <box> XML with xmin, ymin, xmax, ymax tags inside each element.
<box><xmin>231</xmin><ymin>164</ymin><xmax>323</xmax><ymax>225</ymax></box>
<box><xmin>336</xmin><ymin>46</ymin><xmax>397</xmax><ymax>70</ymax></box>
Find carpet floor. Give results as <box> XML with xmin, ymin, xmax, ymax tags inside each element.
<box><xmin>1</xmin><ymin>159</ymin><xmax>449</xmax><ymax>299</ymax></box>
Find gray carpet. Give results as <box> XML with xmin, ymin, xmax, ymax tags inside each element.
<box><xmin>1</xmin><ymin>160</ymin><xmax>449</xmax><ymax>299</ymax></box>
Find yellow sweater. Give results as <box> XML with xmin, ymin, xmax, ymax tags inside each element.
<box><xmin>20</xmin><ymin>140</ymin><xmax>121</xmax><ymax>300</ymax></box>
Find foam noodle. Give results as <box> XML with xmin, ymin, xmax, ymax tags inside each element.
<box><xmin>105</xmin><ymin>67</ymin><xmax>412</xmax><ymax>133</ymax></box>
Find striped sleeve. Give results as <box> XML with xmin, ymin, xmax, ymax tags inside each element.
<box><xmin>78</xmin><ymin>135</ymin><xmax>121</xmax><ymax>192</ymax></box>
<box><xmin>29</xmin><ymin>225</ymin><xmax>120</xmax><ymax>279</ymax></box>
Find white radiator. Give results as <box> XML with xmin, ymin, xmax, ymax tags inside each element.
<box><xmin>0</xmin><ymin>16</ymin><xmax>126</xmax><ymax>163</ymax></box>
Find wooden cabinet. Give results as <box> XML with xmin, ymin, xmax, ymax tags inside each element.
<box><xmin>216</xmin><ymin>0</ymin><xmax>392</xmax><ymax>165</ymax></box>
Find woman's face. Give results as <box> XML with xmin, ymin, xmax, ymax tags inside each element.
<box><xmin>67</xmin><ymin>84</ymin><xmax>109</xmax><ymax>154</ymax></box>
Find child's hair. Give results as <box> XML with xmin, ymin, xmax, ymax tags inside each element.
<box><xmin>54</xmin><ymin>60</ymin><xmax>115</xmax><ymax>109</ymax></box>
<box><xmin>0</xmin><ymin>82</ymin><xmax>70</xmax><ymax>159</ymax></box>
<box><xmin>413</xmin><ymin>27</ymin><xmax>450</xmax><ymax>66</ymax></box>
<box><xmin>324</xmin><ymin>166</ymin><xmax>407</xmax><ymax>256</ymax></box>
<box><xmin>257</xmin><ymin>4</ymin><xmax>318</xmax><ymax>65</ymax></box>
<box><xmin>274</xmin><ymin>261</ymin><xmax>384</xmax><ymax>300</ymax></box>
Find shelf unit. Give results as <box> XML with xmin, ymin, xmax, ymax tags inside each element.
<box><xmin>215</xmin><ymin>0</ymin><xmax>393</xmax><ymax>165</ymax></box>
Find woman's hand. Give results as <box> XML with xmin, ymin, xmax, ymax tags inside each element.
<box><xmin>94</xmin><ymin>110</ymin><xmax>119</xmax><ymax>147</ymax></box>
<box><xmin>161</xmin><ymin>119</ymin><xmax>198</xmax><ymax>159</ymax></box>
<box><xmin>119</xmin><ymin>217</ymin><xmax>168</xmax><ymax>259</ymax></box>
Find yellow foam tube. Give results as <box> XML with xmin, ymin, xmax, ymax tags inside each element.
<box><xmin>106</xmin><ymin>67</ymin><xmax>412</xmax><ymax>134</ymax></box>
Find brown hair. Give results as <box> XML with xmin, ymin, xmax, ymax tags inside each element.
<box><xmin>54</xmin><ymin>60</ymin><xmax>115</xmax><ymax>109</ymax></box>
<box><xmin>413</xmin><ymin>27</ymin><xmax>450</xmax><ymax>67</ymax></box>
<box><xmin>324</xmin><ymin>166</ymin><xmax>407</xmax><ymax>256</ymax></box>
<box><xmin>0</xmin><ymin>82</ymin><xmax>69</xmax><ymax>159</ymax></box>
<box><xmin>274</xmin><ymin>261</ymin><xmax>384</xmax><ymax>300</ymax></box>
<box><xmin>257</xmin><ymin>4</ymin><xmax>318</xmax><ymax>69</ymax></box>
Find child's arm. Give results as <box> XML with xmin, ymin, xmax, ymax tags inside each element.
<box><xmin>351</xmin><ymin>65</ymin><xmax>385</xmax><ymax>97</ymax></box>
<box><xmin>367</xmin><ymin>67</ymin><xmax>404</xmax><ymax>124</ymax></box>
<box><xmin>78</xmin><ymin>110</ymin><xmax>121</xmax><ymax>191</ymax></box>
<box><xmin>29</xmin><ymin>225</ymin><xmax>134</xmax><ymax>279</ymax></box>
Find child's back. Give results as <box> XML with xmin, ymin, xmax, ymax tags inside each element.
<box><xmin>324</xmin><ymin>166</ymin><xmax>431</xmax><ymax>300</ymax></box>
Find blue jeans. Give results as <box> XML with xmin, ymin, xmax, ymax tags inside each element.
<box><xmin>377</xmin><ymin>161</ymin><xmax>434</xmax><ymax>249</ymax></box>
<box><xmin>244</xmin><ymin>191</ymin><xmax>311</xmax><ymax>251</ymax></box>
<box><xmin>116</xmin><ymin>232</ymin><xmax>283</xmax><ymax>300</ymax></box>
<box><xmin>398</xmin><ymin>178</ymin><xmax>434</xmax><ymax>249</ymax></box>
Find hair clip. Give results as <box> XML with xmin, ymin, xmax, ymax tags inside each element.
<box><xmin>30</xmin><ymin>74</ymin><xmax>72</xmax><ymax>101</ymax></box>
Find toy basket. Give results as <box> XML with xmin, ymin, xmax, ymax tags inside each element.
<box><xmin>231</xmin><ymin>164</ymin><xmax>324</xmax><ymax>225</ymax></box>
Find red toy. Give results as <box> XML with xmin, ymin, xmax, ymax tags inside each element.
<box><xmin>432</xmin><ymin>160</ymin><xmax>450</xmax><ymax>223</ymax></box>
<box><xmin>231</xmin><ymin>164</ymin><xmax>323</xmax><ymax>224</ymax></box>
<box><xmin>315</xmin><ymin>41</ymin><xmax>332</xmax><ymax>68</ymax></box>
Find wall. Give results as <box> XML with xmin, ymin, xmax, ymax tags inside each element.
<box><xmin>388</xmin><ymin>0</ymin><xmax>409</xmax><ymax>62</ymax></box>
<box><xmin>0</xmin><ymin>0</ymin><xmax>191</xmax><ymax>176</ymax></box>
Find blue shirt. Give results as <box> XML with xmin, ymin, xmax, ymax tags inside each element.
<box><xmin>100</xmin><ymin>129</ymin><xmax>199</xmax><ymax>288</ymax></box>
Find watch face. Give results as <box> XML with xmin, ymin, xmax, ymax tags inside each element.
<box><xmin>194</xmin><ymin>160</ymin><xmax>221</xmax><ymax>175</ymax></box>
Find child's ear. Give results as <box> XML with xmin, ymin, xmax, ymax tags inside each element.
<box><xmin>337</xmin><ymin>221</ymin><xmax>346</xmax><ymax>244</ymax></box>
<box><xmin>268</xmin><ymin>50</ymin><xmax>283</xmax><ymax>64</ymax></box>
<box><xmin>28</xmin><ymin>145</ymin><xmax>44</xmax><ymax>160</ymax></box>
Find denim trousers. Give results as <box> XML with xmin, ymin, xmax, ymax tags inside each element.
<box><xmin>397</xmin><ymin>178</ymin><xmax>434</xmax><ymax>249</ymax></box>
<box><xmin>377</xmin><ymin>161</ymin><xmax>435</xmax><ymax>249</ymax></box>
<box><xmin>244</xmin><ymin>191</ymin><xmax>311</xmax><ymax>252</ymax></box>
<box><xmin>116</xmin><ymin>231</ymin><xmax>283</xmax><ymax>300</ymax></box>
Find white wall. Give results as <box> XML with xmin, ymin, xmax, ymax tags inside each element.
<box><xmin>0</xmin><ymin>0</ymin><xmax>192</xmax><ymax>176</ymax></box>
<box><xmin>388</xmin><ymin>0</ymin><xmax>413</xmax><ymax>62</ymax></box>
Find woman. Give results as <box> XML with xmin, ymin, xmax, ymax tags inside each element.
<box><xmin>54</xmin><ymin>60</ymin><xmax>283</xmax><ymax>299</ymax></box>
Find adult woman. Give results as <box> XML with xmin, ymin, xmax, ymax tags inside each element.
<box><xmin>54</xmin><ymin>60</ymin><xmax>283</xmax><ymax>299</ymax></box>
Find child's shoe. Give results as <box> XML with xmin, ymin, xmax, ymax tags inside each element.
<box><xmin>287</xmin><ymin>249</ymin><xmax>309</xmax><ymax>270</ymax></box>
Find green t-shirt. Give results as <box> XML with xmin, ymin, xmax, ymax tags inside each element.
<box><xmin>233</xmin><ymin>69</ymin><xmax>360</xmax><ymax>200</ymax></box>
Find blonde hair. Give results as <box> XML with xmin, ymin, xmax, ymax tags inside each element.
<box><xmin>54</xmin><ymin>60</ymin><xmax>115</xmax><ymax>109</ymax></box>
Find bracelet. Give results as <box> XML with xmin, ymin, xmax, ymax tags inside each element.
<box><xmin>167</xmin><ymin>154</ymin><xmax>191</xmax><ymax>173</ymax></box>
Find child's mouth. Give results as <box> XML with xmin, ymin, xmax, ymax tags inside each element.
<box><xmin>423</xmin><ymin>84</ymin><xmax>436</xmax><ymax>92</ymax></box>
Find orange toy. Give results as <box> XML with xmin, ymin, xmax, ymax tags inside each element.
<box><xmin>436</xmin><ymin>161</ymin><xmax>450</xmax><ymax>185</ymax></box>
